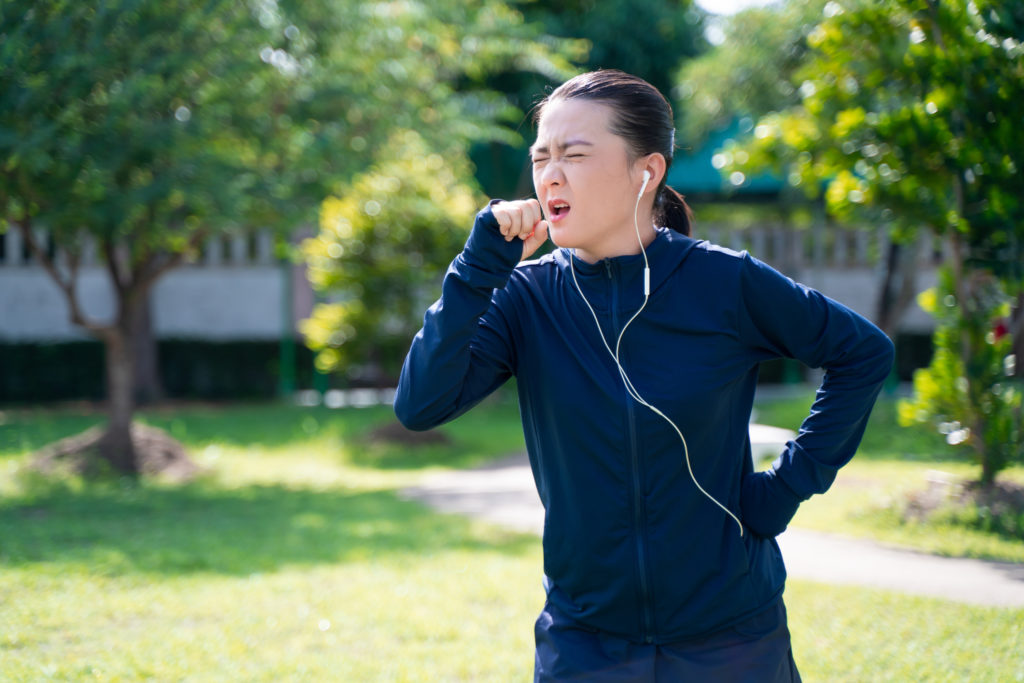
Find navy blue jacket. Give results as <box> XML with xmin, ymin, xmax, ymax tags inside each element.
<box><xmin>395</xmin><ymin>205</ymin><xmax>894</xmax><ymax>644</ymax></box>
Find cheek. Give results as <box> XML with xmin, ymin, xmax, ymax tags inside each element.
<box><xmin>579</xmin><ymin>167</ymin><xmax>625</xmax><ymax>209</ymax></box>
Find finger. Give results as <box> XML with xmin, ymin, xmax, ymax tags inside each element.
<box><xmin>505</xmin><ymin>203</ymin><xmax>527</xmax><ymax>241</ymax></box>
<box><xmin>520</xmin><ymin>219</ymin><xmax>549</xmax><ymax>261</ymax></box>
<box><xmin>514</xmin><ymin>200</ymin><xmax>541</xmax><ymax>240</ymax></box>
<box><xmin>524</xmin><ymin>199</ymin><xmax>542</xmax><ymax>230</ymax></box>
<box><xmin>492</xmin><ymin>205</ymin><xmax>512</xmax><ymax>236</ymax></box>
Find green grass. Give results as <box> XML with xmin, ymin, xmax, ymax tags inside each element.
<box><xmin>1</xmin><ymin>393</ymin><xmax>1022</xmax><ymax>681</ymax></box>
<box><xmin>786</xmin><ymin>581</ymin><xmax>1024</xmax><ymax>681</ymax></box>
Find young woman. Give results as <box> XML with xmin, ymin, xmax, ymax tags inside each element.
<box><xmin>394</xmin><ymin>70</ymin><xmax>894</xmax><ymax>681</ymax></box>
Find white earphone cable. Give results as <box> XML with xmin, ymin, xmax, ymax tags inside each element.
<box><xmin>568</xmin><ymin>177</ymin><xmax>743</xmax><ymax>536</ymax></box>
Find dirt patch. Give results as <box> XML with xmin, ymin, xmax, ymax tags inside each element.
<box><xmin>31</xmin><ymin>423</ymin><xmax>199</xmax><ymax>482</ymax></box>
<box><xmin>365</xmin><ymin>421</ymin><xmax>452</xmax><ymax>447</ymax></box>
<box><xmin>903</xmin><ymin>470</ymin><xmax>1024</xmax><ymax>524</ymax></box>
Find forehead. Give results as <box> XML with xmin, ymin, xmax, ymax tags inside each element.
<box><xmin>531</xmin><ymin>98</ymin><xmax>617</xmax><ymax>152</ymax></box>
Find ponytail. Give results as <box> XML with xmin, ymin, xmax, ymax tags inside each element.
<box><xmin>657</xmin><ymin>186</ymin><xmax>693</xmax><ymax>237</ymax></box>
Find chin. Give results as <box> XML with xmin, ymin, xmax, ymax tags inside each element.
<box><xmin>548</xmin><ymin>222</ymin><xmax>581</xmax><ymax>250</ymax></box>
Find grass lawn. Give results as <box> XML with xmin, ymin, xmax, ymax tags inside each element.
<box><xmin>1</xmin><ymin>392</ymin><xmax>1022</xmax><ymax>681</ymax></box>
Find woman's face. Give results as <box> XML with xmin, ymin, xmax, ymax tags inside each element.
<box><xmin>531</xmin><ymin>98</ymin><xmax>647</xmax><ymax>262</ymax></box>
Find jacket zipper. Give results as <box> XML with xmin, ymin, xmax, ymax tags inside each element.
<box><xmin>607</xmin><ymin>259</ymin><xmax>655</xmax><ymax>643</ymax></box>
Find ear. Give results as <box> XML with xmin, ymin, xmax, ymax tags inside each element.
<box><xmin>637</xmin><ymin>153</ymin><xmax>667</xmax><ymax>195</ymax></box>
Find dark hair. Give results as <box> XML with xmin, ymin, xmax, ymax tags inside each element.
<box><xmin>534</xmin><ymin>69</ymin><xmax>693</xmax><ymax>236</ymax></box>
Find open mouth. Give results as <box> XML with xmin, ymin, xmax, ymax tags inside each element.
<box><xmin>548</xmin><ymin>199</ymin><xmax>571</xmax><ymax>221</ymax></box>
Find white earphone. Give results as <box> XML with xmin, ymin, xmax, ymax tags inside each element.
<box><xmin>568</xmin><ymin>167</ymin><xmax>744</xmax><ymax>536</ymax></box>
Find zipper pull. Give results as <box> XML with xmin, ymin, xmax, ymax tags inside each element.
<box><xmin>604</xmin><ymin>259</ymin><xmax>613</xmax><ymax>279</ymax></box>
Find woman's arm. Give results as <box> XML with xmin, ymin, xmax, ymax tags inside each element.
<box><xmin>393</xmin><ymin>202</ymin><xmax>542</xmax><ymax>431</ymax></box>
<box><xmin>737</xmin><ymin>253</ymin><xmax>895</xmax><ymax>537</ymax></box>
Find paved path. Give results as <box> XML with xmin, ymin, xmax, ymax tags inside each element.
<box><xmin>401</xmin><ymin>434</ymin><xmax>1024</xmax><ymax>608</ymax></box>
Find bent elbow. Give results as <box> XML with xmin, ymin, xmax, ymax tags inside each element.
<box><xmin>393</xmin><ymin>398</ymin><xmax>433</xmax><ymax>432</ymax></box>
<box><xmin>867</xmin><ymin>332</ymin><xmax>896</xmax><ymax>385</ymax></box>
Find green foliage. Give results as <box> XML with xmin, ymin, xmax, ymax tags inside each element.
<box><xmin>270</xmin><ymin>0</ymin><xmax>581</xmax><ymax>192</ymax></box>
<box><xmin>0</xmin><ymin>0</ymin><xmax>578</xmax><ymax>251</ymax></box>
<box><xmin>519</xmin><ymin>0</ymin><xmax>708</xmax><ymax>97</ymax></box>
<box><xmin>0</xmin><ymin>0</ymin><xmax>575</xmax><ymax>459</ymax></box>
<box><xmin>728</xmin><ymin>0</ymin><xmax>1024</xmax><ymax>248</ymax></box>
<box><xmin>718</xmin><ymin>0</ymin><xmax>1024</xmax><ymax>484</ymax></box>
<box><xmin>301</xmin><ymin>131</ymin><xmax>482</xmax><ymax>381</ymax></box>
<box><xmin>675</xmin><ymin>0</ymin><xmax>828</xmax><ymax>146</ymax></box>
<box><xmin>0</xmin><ymin>0</ymin><xmax>281</xmax><ymax>246</ymax></box>
<box><xmin>899</xmin><ymin>270</ymin><xmax>1022</xmax><ymax>484</ymax></box>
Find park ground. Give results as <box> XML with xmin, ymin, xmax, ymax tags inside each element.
<box><xmin>1</xmin><ymin>388</ymin><xmax>1022</xmax><ymax>681</ymax></box>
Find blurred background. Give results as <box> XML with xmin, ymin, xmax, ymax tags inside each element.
<box><xmin>1</xmin><ymin>3</ymin><xmax>1022</xmax><ymax>680</ymax></box>
<box><xmin>0</xmin><ymin>0</ymin><xmax>1020</xmax><ymax>479</ymax></box>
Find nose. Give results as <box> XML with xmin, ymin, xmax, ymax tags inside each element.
<box><xmin>536</xmin><ymin>161</ymin><xmax>564</xmax><ymax>192</ymax></box>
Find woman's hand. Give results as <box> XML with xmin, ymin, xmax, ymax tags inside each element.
<box><xmin>492</xmin><ymin>199</ymin><xmax>549</xmax><ymax>261</ymax></box>
<box><xmin>740</xmin><ymin>470</ymin><xmax>802</xmax><ymax>538</ymax></box>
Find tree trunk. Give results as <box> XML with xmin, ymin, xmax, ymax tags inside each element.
<box><xmin>132</xmin><ymin>293</ymin><xmax>165</xmax><ymax>405</ymax></box>
<box><xmin>15</xmin><ymin>220</ymin><xmax>202</xmax><ymax>478</ymax></box>
<box><xmin>875</xmin><ymin>240</ymin><xmax>920</xmax><ymax>338</ymax></box>
<box><xmin>99</xmin><ymin>324</ymin><xmax>139</xmax><ymax>477</ymax></box>
<box><xmin>979</xmin><ymin>450</ymin><xmax>998</xmax><ymax>487</ymax></box>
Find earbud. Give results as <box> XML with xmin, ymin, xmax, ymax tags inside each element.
<box><xmin>639</xmin><ymin>169</ymin><xmax>651</xmax><ymax>197</ymax></box>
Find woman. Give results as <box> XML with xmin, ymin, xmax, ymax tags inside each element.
<box><xmin>394</xmin><ymin>70</ymin><xmax>893</xmax><ymax>681</ymax></box>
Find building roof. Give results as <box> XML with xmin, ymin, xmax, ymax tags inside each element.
<box><xmin>667</xmin><ymin>119</ymin><xmax>783</xmax><ymax>195</ymax></box>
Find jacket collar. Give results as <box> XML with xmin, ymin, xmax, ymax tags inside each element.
<box><xmin>553</xmin><ymin>228</ymin><xmax>699</xmax><ymax>309</ymax></box>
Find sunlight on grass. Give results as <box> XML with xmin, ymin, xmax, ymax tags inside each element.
<box><xmin>786</xmin><ymin>580</ymin><xmax>1024</xmax><ymax>681</ymax></box>
<box><xmin>2</xmin><ymin>396</ymin><xmax>1022</xmax><ymax>680</ymax></box>
<box><xmin>1</xmin><ymin>547</ymin><xmax>542</xmax><ymax>681</ymax></box>
<box><xmin>1</xmin><ymin>398</ymin><xmax>539</xmax><ymax>680</ymax></box>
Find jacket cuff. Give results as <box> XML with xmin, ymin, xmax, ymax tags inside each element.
<box><xmin>740</xmin><ymin>469</ymin><xmax>802</xmax><ymax>538</ymax></box>
<box><xmin>456</xmin><ymin>202</ymin><xmax>523</xmax><ymax>287</ymax></box>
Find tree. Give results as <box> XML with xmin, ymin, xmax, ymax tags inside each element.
<box><xmin>301</xmin><ymin>131</ymin><xmax>481</xmax><ymax>385</ymax></box>
<box><xmin>520</xmin><ymin>0</ymin><xmax>708</xmax><ymax>98</ymax></box>
<box><xmin>675</xmin><ymin>0</ymin><xmax>926</xmax><ymax>337</ymax></box>
<box><xmin>900</xmin><ymin>270</ymin><xmax>1021</xmax><ymax>485</ymax></box>
<box><xmin>472</xmin><ymin>0</ymin><xmax>709</xmax><ymax>199</ymax></box>
<box><xmin>294</xmin><ymin>3</ymin><xmax>581</xmax><ymax>386</ymax></box>
<box><xmin>674</xmin><ymin>0</ymin><xmax>827</xmax><ymax>147</ymax></box>
<box><xmin>725</xmin><ymin>0</ymin><xmax>1024</xmax><ymax>483</ymax></box>
<box><xmin>0</xmin><ymin>0</ymin><xmax>573</xmax><ymax>475</ymax></box>
<box><xmin>1</xmin><ymin>1</ymin><xmax>283</xmax><ymax>475</ymax></box>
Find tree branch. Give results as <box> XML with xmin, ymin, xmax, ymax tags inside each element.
<box><xmin>102</xmin><ymin>237</ymin><xmax>128</xmax><ymax>296</ymax></box>
<box><xmin>17</xmin><ymin>219</ymin><xmax>113</xmax><ymax>339</ymax></box>
<box><xmin>135</xmin><ymin>229</ymin><xmax>208</xmax><ymax>297</ymax></box>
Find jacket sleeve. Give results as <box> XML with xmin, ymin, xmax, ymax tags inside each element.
<box><xmin>393</xmin><ymin>204</ymin><xmax>523</xmax><ymax>431</ymax></box>
<box><xmin>737</xmin><ymin>253</ymin><xmax>895</xmax><ymax>537</ymax></box>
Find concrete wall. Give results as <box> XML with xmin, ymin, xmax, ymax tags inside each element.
<box><xmin>0</xmin><ymin>229</ymin><xmax>314</xmax><ymax>342</ymax></box>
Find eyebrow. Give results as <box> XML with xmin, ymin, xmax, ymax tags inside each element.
<box><xmin>529</xmin><ymin>138</ymin><xmax>593</xmax><ymax>156</ymax></box>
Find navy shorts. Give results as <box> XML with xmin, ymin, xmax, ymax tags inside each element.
<box><xmin>534</xmin><ymin>597</ymin><xmax>801</xmax><ymax>682</ymax></box>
